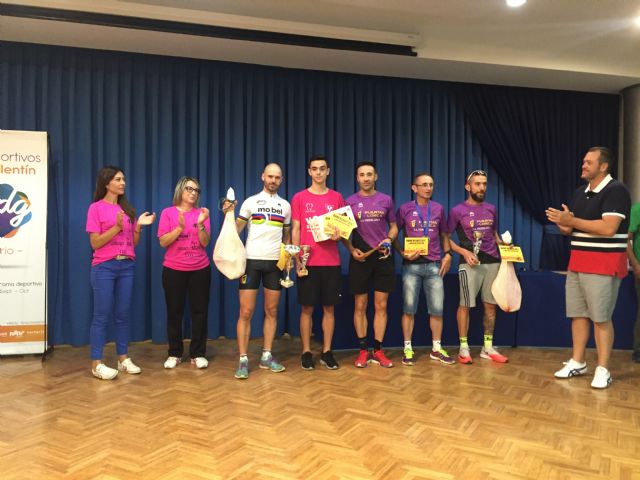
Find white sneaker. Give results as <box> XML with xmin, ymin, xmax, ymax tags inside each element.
<box><xmin>164</xmin><ymin>356</ymin><xmax>182</xmax><ymax>369</ymax></box>
<box><xmin>591</xmin><ymin>366</ymin><xmax>612</xmax><ymax>389</ymax></box>
<box><xmin>92</xmin><ymin>363</ymin><xmax>118</xmax><ymax>380</ymax></box>
<box><xmin>191</xmin><ymin>357</ymin><xmax>208</xmax><ymax>369</ymax></box>
<box><xmin>554</xmin><ymin>359</ymin><xmax>587</xmax><ymax>378</ymax></box>
<box><xmin>117</xmin><ymin>357</ymin><xmax>142</xmax><ymax>374</ymax></box>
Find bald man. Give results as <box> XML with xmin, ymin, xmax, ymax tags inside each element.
<box><xmin>233</xmin><ymin>164</ymin><xmax>292</xmax><ymax>379</ymax></box>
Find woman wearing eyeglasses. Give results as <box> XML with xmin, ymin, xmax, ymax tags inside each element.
<box><xmin>86</xmin><ymin>166</ymin><xmax>156</xmax><ymax>380</ymax></box>
<box><xmin>158</xmin><ymin>177</ymin><xmax>212</xmax><ymax>369</ymax></box>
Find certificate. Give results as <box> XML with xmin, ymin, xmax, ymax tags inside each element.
<box><xmin>498</xmin><ymin>244</ymin><xmax>525</xmax><ymax>263</ymax></box>
<box><xmin>404</xmin><ymin>237</ymin><xmax>428</xmax><ymax>255</ymax></box>
<box><xmin>322</xmin><ymin>206</ymin><xmax>357</xmax><ymax>240</ymax></box>
<box><xmin>307</xmin><ymin>205</ymin><xmax>357</xmax><ymax>242</ymax></box>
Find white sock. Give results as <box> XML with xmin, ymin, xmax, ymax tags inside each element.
<box><xmin>432</xmin><ymin>340</ymin><xmax>441</xmax><ymax>352</ymax></box>
<box><xmin>261</xmin><ymin>350</ymin><xmax>271</xmax><ymax>361</ymax></box>
<box><xmin>240</xmin><ymin>354</ymin><xmax>248</xmax><ymax>361</ymax></box>
<box><xmin>404</xmin><ymin>341</ymin><xmax>412</xmax><ymax>350</ymax></box>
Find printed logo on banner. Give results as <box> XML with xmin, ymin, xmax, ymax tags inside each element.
<box><xmin>0</xmin><ymin>184</ymin><xmax>33</xmax><ymax>238</ymax></box>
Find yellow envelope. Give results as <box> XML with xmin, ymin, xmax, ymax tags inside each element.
<box><xmin>276</xmin><ymin>243</ymin><xmax>288</xmax><ymax>270</ymax></box>
<box><xmin>498</xmin><ymin>244</ymin><xmax>525</xmax><ymax>263</ymax></box>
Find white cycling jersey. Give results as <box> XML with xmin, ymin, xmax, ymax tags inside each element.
<box><xmin>238</xmin><ymin>190</ymin><xmax>291</xmax><ymax>260</ymax></box>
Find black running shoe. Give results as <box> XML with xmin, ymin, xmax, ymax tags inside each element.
<box><xmin>320</xmin><ymin>350</ymin><xmax>339</xmax><ymax>370</ymax></box>
<box><xmin>301</xmin><ymin>351</ymin><xmax>315</xmax><ymax>370</ymax></box>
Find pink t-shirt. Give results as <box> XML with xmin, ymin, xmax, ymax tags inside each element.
<box><xmin>86</xmin><ymin>200</ymin><xmax>137</xmax><ymax>266</ymax></box>
<box><xmin>291</xmin><ymin>188</ymin><xmax>345</xmax><ymax>267</ymax></box>
<box><xmin>157</xmin><ymin>206</ymin><xmax>211</xmax><ymax>271</ymax></box>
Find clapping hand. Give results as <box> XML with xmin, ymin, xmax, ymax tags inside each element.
<box><xmin>138</xmin><ymin>211</ymin><xmax>156</xmax><ymax>225</ymax></box>
<box><xmin>116</xmin><ymin>210</ymin><xmax>125</xmax><ymax>229</ymax></box>
<box><xmin>197</xmin><ymin>207</ymin><xmax>210</xmax><ymax>225</ymax></box>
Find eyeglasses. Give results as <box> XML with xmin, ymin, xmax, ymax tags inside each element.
<box><xmin>185</xmin><ymin>186</ymin><xmax>201</xmax><ymax>194</ymax></box>
<box><xmin>466</xmin><ymin>170</ymin><xmax>487</xmax><ymax>182</ymax></box>
<box><xmin>413</xmin><ymin>183</ymin><xmax>433</xmax><ymax>188</ymax></box>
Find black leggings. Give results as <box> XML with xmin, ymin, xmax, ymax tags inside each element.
<box><xmin>162</xmin><ymin>265</ymin><xmax>211</xmax><ymax>358</ymax></box>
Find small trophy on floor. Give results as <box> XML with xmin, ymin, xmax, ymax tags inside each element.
<box><xmin>297</xmin><ymin>245</ymin><xmax>310</xmax><ymax>277</ymax></box>
<box><xmin>280</xmin><ymin>245</ymin><xmax>300</xmax><ymax>288</ymax></box>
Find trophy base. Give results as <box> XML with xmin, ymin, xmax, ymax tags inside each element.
<box><xmin>296</xmin><ymin>270</ymin><xmax>309</xmax><ymax>278</ymax></box>
<box><xmin>280</xmin><ymin>279</ymin><xmax>294</xmax><ymax>288</ymax></box>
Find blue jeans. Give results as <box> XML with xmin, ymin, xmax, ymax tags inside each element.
<box><xmin>402</xmin><ymin>262</ymin><xmax>444</xmax><ymax>316</ymax></box>
<box><xmin>90</xmin><ymin>259</ymin><xmax>135</xmax><ymax>360</ymax></box>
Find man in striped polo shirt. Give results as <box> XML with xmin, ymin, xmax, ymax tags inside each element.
<box><xmin>546</xmin><ymin>147</ymin><xmax>631</xmax><ymax>389</ymax></box>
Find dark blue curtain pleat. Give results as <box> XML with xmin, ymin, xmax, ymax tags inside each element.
<box><xmin>2</xmin><ymin>42</ymin><xmax>617</xmax><ymax>346</ymax></box>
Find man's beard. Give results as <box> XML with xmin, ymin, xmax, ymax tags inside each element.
<box><xmin>470</xmin><ymin>192</ymin><xmax>485</xmax><ymax>202</ymax></box>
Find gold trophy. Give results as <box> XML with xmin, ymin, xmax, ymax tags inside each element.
<box><xmin>297</xmin><ymin>245</ymin><xmax>310</xmax><ymax>277</ymax></box>
<box><xmin>280</xmin><ymin>245</ymin><xmax>300</xmax><ymax>288</ymax></box>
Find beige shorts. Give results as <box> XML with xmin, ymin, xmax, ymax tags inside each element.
<box><xmin>565</xmin><ymin>271</ymin><xmax>622</xmax><ymax>323</ymax></box>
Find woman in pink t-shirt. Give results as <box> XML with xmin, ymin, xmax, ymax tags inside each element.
<box><xmin>86</xmin><ymin>166</ymin><xmax>156</xmax><ymax>380</ymax></box>
<box><xmin>158</xmin><ymin>177</ymin><xmax>212</xmax><ymax>369</ymax></box>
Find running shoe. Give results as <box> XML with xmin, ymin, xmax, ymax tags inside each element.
<box><xmin>370</xmin><ymin>349</ymin><xmax>393</xmax><ymax>368</ymax></box>
<box><xmin>234</xmin><ymin>358</ymin><xmax>249</xmax><ymax>379</ymax></box>
<box><xmin>430</xmin><ymin>348</ymin><xmax>455</xmax><ymax>365</ymax></box>
<box><xmin>117</xmin><ymin>357</ymin><xmax>142</xmax><ymax>374</ymax></box>
<box><xmin>480</xmin><ymin>347</ymin><xmax>509</xmax><ymax>363</ymax></box>
<box><xmin>259</xmin><ymin>353</ymin><xmax>286</xmax><ymax>373</ymax></box>
<box><xmin>191</xmin><ymin>357</ymin><xmax>209</xmax><ymax>369</ymax></box>
<box><xmin>554</xmin><ymin>359</ymin><xmax>587</xmax><ymax>378</ymax></box>
<box><xmin>458</xmin><ymin>347</ymin><xmax>473</xmax><ymax>365</ymax></box>
<box><xmin>164</xmin><ymin>356</ymin><xmax>182</xmax><ymax>369</ymax></box>
<box><xmin>320</xmin><ymin>350</ymin><xmax>339</xmax><ymax>370</ymax></box>
<box><xmin>402</xmin><ymin>347</ymin><xmax>415</xmax><ymax>366</ymax></box>
<box><xmin>590</xmin><ymin>366</ymin><xmax>612</xmax><ymax>389</ymax></box>
<box><xmin>92</xmin><ymin>363</ymin><xmax>118</xmax><ymax>380</ymax></box>
<box><xmin>354</xmin><ymin>349</ymin><xmax>370</xmax><ymax>368</ymax></box>
<box><xmin>301</xmin><ymin>351</ymin><xmax>315</xmax><ymax>370</ymax></box>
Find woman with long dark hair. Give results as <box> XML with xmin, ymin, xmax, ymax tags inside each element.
<box><xmin>158</xmin><ymin>177</ymin><xmax>212</xmax><ymax>369</ymax></box>
<box><xmin>86</xmin><ymin>166</ymin><xmax>155</xmax><ymax>380</ymax></box>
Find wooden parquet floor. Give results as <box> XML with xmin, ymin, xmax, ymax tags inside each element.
<box><xmin>1</xmin><ymin>338</ymin><xmax>639</xmax><ymax>480</ymax></box>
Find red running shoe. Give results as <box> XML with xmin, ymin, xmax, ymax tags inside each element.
<box><xmin>354</xmin><ymin>349</ymin><xmax>370</xmax><ymax>368</ymax></box>
<box><xmin>371</xmin><ymin>349</ymin><xmax>393</xmax><ymax>368</ymax></box>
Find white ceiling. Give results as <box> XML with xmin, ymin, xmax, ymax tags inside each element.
<box><xmin>2</xmin><ymin>0</ymin><xmax>640</xmax><ymax>93</ymax></box>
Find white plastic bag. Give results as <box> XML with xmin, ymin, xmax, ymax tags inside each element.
<box><xmin>213</xmin><ymin>188</ymin><xmax>246</xmax><ymax>280</ymax></box>
<box><xmin>491</xmin><ymin>232</ymin><xmax>521</xmax><ymax>312</ymax></box>
<box><xmin>491</xmin><ymin>260</ymin><xmax>522</xmax><ymax>312</ymax></box>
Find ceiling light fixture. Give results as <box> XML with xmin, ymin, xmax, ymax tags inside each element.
<box><xmin>506</xmin><ymin>0</ymin><xmax>527</xmax><ymax>7</ymax></box>
<box><xmin>635</xmin><ymin>16</ymin><xmax>640</xmax><ymax>27</ymax></box>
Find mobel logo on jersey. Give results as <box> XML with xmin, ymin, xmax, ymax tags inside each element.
<box><xmin>0</xmin><ymin>184</ymin><xmax>33</xmax><ymax>238</ymax></box>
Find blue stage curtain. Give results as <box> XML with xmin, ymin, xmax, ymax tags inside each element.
<box><xmin>3</xmin><ymin>42</ymin><xmax>616</xmax><ymax>347</ymax></box>
<box><xmin>453</xmin><ymin>84</ymin><xmax>619</xmax><ymax>270</ymax></box>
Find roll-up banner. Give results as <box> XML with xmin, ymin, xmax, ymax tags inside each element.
<box><xmin>0</xmin><ymin>130</ymin><xmax>48</xmax><ymax>354</ymax></box>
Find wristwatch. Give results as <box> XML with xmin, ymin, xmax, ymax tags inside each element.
<box><xmin>443</xmin><ymin>250</ymin><xmax>452</xmax><ymax>257</ymax></box>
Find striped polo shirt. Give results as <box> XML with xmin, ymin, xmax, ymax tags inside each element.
<box><xmin>567</xmin><ymin>175</ymin><xmax>631</xmax><ymax>278</ymax></box>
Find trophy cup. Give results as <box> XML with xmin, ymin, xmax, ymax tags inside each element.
<box><xmin>378</xmin><ymin>241</ymin><xmax>392</xmax><ymax>260</ymax></box>
<box><xmin>280</xmin><ymin>245</ymin><xmax>300</xmax><ymax>288</ymax></box>
<box><xmin>297</xmin><ymin>245</ymin><xmax>310</xmax><ymax>277</ymax></box>
<box><xmin>472</xmin><ymin>231</ymin><xmax>483</xmax><ymax>256</ymax></box>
